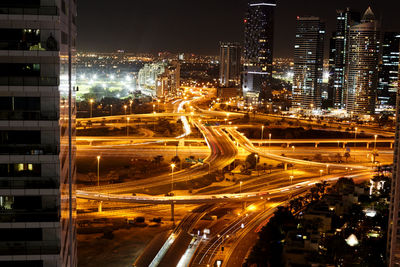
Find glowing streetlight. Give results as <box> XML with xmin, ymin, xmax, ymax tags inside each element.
<box><xmin>269</xmin><ymin>133</ymin><xmax>272</xmax><ymax>150</ymax></box>
<box><xmin>319</xmin><ymin>169</ymin><xmax>323</xmax><ymax>177</ymax></box>
<box><xmin>129</xmin><ymin>100</ymin><xmax>133</xmax><ymax>114</ymax></box>
<box><xmin>290</xmin><ymin>175</ymin><xmax>294</xmax><ymax>185</ymax></box>
<box><xmin>374</xmin><ymin>134</ymin><xmax>378</xmax><ymax>150</ymax></box>
<box><xmin>239</xmin><ymin>181</ymin><xmax>243</xmax><ymax>194</ymax></box>
<box><xmin>170</xmin><ymin>163</ymin><xmax>176</xmax><ymax>193</ymax></box>
<box><xmin>124</xmin><ymin>105</ymin><xmax>127</xmax><ymax>116</ymax></box>
<box><xmin>292</xmin><ymin>146</ymin><xmax>295</xmax><ymax>153</ymax></box>
<box><xmin>96</xmin><ymin>156</ymin><xmax>101</xmax><ymax>186</ymax></box>
<box><xmin>89</xmin><ymin>99</ymin><xmax>94</xmax><ymax>118</ymax></box>
<box><xmin>110</xmin><ymin>104</ymin><xmax>113</xmax><ymax>116</ymax></box>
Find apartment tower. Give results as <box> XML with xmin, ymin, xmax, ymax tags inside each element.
<box><xmin>0</xmin><ymin>0</ymin><xmax>77</xmax><ymax>266</ymax></box>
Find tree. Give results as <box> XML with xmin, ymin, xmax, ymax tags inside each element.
<box><xmin>344</xmin><ymin>151</ymin><xmax>350</xmax><ymax>162</ymax></box>
<box><xmin>171</xmin><ymin>156</ymin><xmax>181</xmax><ymax>165</ymax></box>
<box><xmin>245</xmin><ymin>153</ymin><xmax>259</xmax><ymax>169</ymax></box>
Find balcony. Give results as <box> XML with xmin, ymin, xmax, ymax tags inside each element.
<box><xmin>0</xmin><ymin>111</ymin><xmax>58</xmax><ymax>121</ymax></box>
<box><xmin>0</xmin><ymin>77</ymin><xmax>59</xmax><ymax>86</ymax></box>
<box><xmin>0</xmin><ymin>6</ymin><xmax>58</xmax><ymax>16</ymax></box>
<box><xmin>0</xmin><ymin>145</ymin><xmax>58</xmax><ymax>155</ymax></box>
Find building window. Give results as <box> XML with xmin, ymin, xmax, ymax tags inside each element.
<box><xmin>0</xmin><ymin>261</ymin><xmax>43</xmax><ymax>267</ymax></box>
<box><xmin>61</xmin><ymin>31</ymin><xmax>68</xmax><ymax>45</ymax></box>
<box><xmin>0</xmin><ymin>29</ymin><xmax>41</xmax><ymax>51</ymax></box>
<box><xmin>0</xmin><ymin>63</ymin><xmax>40</xmax><ymax>77</ymax></box>
<box><xmin>0</xmin><ymin>163</ymin><xmax>41</xmax><ymax>177</ymax></box>
<box><xmin>61</xmin><ymin>0</ymin><xmax>66</xmax><ymax>14</ymax></box>
<box><xmin>0</xmin><ymin>131</ymin><xmax>41</xmax><ymax>144</ymax></box>
<box><xmin>0</xmin><ymin>228</ymin><xmax>42</xmax><ymax>241</ymax></box>
<box><xmin>0</xmin><ymin>0</ymin><xmax>40</xmax><ymax>8</ymax></box>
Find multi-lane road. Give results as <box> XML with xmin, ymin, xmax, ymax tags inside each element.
<box><xmin>77</xmin><ymin>98</ymin><xmax>387</xmax><ymax>267</ymax></box>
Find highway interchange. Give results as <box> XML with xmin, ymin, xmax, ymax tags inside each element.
<box><xmin>76</xmin><ymin>92</ymin><xmax>392</xmax><ymax>267</ymax></box>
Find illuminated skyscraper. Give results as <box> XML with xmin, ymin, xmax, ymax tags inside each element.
<box><xmin>292</xmin><ymin>17</ymin><xmax>325</xmax><ymax>110</ymax></box>
<box><xmin>243</xmin><ymin>0</ymin><xmax>276</xmax><ymax>104</ymax></box>
<box><xmin>377</xmin><ymin>32</ymin><xmax>400</xmax><ymax>112</ymax></box>
<box><xmin>219</xmin><ymin>42</ymin><xmax>242</xmax><ymax>87</ymax></box>
<box><xmin>331</xmin><ymin>8</ymin><xmax>361</xmax><ymax>109</ymax></box>
<box><xmin>345</xmin><ymin>7</ymin><xmax>379</xmax><ymax>115</ymax></box>
<box><xmin>0</xmin><ymin>0</ymin><xmax>77</xmax><ymax>266</ymax></box>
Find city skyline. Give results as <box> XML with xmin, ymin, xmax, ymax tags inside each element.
<box><xmin>78</xmin><ymin>0</ymin><xmax>400</xmax><ymax>56</ymax></box>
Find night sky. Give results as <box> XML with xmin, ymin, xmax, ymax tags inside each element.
<box><xmin>77</xmin><ymin>0</ymin><xmax>400</xmax><ymax>57</ymax></box>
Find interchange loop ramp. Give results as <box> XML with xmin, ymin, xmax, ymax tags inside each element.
<box><xmin>225</xmin><ymin>128</ymin><xmax>369</xmax><ymax>170</ymax></box>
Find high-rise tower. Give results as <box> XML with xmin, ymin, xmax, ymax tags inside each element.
<box><xmin>292</xmin><ymin>17</ymin><xmax>325</xmax><ymax>110</ymax></box>
<box><xmin>331</xmin><ymin>8</ymin><xmax>361</xmax><ymax>109</ymax></box>
<box><xmin>0</xmin><ymin>0</ymin><xmax>77</xmax><ymax>266</ymax></box>
<box><xmin>219</xmin><ymin>42</ymin><xmax>242</xmax><ymax>87</ymax></box>
<box><xmin>345</xmin><ymin>7</ymin><xmax>379</xmax><ymax>115</ymax></box>
<box><xmin>377</xmin><ymin>32</ymin><xmax>400</xmax><ymax>112</ymax></box>
<box><xmin>243</xmin><ymin>0</ymin><xmax>276</xmax><ymax>104</ymax></box>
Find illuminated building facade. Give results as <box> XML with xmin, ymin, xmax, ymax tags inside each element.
<box><xmin>0</xmin><ymin>0</ymin><xmax>77</xmax><ymax>266</ymax></box>
<box><xmin>388</xmin><ymin>54</ymin><xmax>400</xmax><ymax>265</ymax></box>
<box><xmin>292</xmin><ymin>17</ymin><xmax>325</xmax><ymax>110</ymax></box>
<box><xmin>331</xmin><ymin>8</ymin><xmax>361</xmax><ymax>109</ymax></box>
<box><xmin>219</xmin><ymin>42</ymin><xmax>241</xmax><ymax>87</ymax></box>
<box><xmin>345</xmin><ymin>7</ymin><xmax>379</xmax><ymax>115</ymax></box>
<box><xmin>377</xmin><ymin>32</ymin><xmax>400</xmax><ymax>113</ymax></box>
<box><xmin>243</xmin><ymin>0</ymin><xmax>276</xmax><ymax>103</ymax></box>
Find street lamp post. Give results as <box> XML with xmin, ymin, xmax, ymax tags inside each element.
<box><xmin>255</xmin><ymin>154</ymin><xmax>259</xmax><ymax>176</ymax></box>
<box><xmin>110</xmin><ymin>104</ymin><xmax>113</xmax><ymax>116</ymax></box>
<box><xmin>89</xmin><ymin>99</ymin><xmax>94</xmax><ymax>118</ymax></box>
<box><xmin>354</xmin><ymin>127</ymin><xmax>358</xmax><ymax>161</ymax></box>
<box><xmin>269</xmin><ymin>133</ymin><xmax>272</xmax><ymax>151</ymax></box>
<box><xmin>129</xmin><ymin>100</ymin><xmax>133</xmax><ymax>114</ymax></box>
<box><xmin>126</xmin><ymin>117</ymin><xmax>130</xmax><ymax>136</ymax></box>
<box><xmin>96</xmin><ymin>156</ymin><xmax>101</xmax><ymax>186</ymax></box>
<box><xmin>354</xmin><ymin>127</ymin><xmax>358</xmax><ymax>147</ymax></box>
<box><xmin>124</xmin><ymin>105</ymin><xmax>127</xmax><ymax>116</ymax></box>
<box><xmin>374</xmin><ymin>135</ymin><xmax>378</xmax><ymax>150</ymax></box>
<box><xmin>170</xmin><ymin>163</ymin><xmax>176</xmax><ymax>193</ymax></box>
<box><xmin>261</xmin><ymin>126</ymin><xmax>264</xmax><ymax>147</ymax></box>
<box><xmin>153</xmin><ymin>111</ymin><xmax>156</xmax><ymax>131</ymax></box>
<box><xmin>239</xmin><ymin>181</ymin><xmax>243</xmax><ymax>194</ymax></box>
<box><xmin>320</xmin><ymin>169</ymin><xmax>323</xmax><ymax>178</ymax></box>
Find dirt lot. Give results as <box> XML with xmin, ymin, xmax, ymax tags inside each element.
<box><xmin>77</xmin><ymin>225</ymin><xmax>170</xmax><ymax>267</ymax></box>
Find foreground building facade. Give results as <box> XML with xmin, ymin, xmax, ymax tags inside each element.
<box><xmin>243</xmin><ymin>0</ymin><xmax>276</xmax><ymax>104</ymax></box>
<box><xmin>388</xmin><ymin>28</ymin><xmax>400</xmax><ymax>267</ymax></box>
<box><xmin>0</xmin><ymin>0</ymin><xmax>77</xmax><ymax>266</ymax></box>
